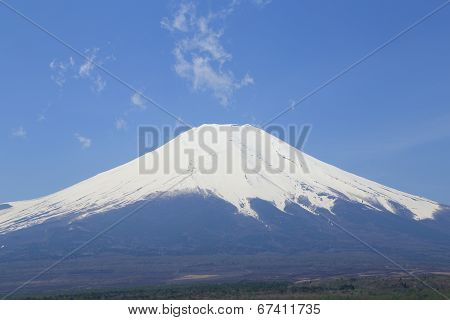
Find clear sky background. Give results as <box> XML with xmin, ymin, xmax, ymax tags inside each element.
<box><xmin>1</xmin><ymin>0</ymin><xmax>449</xmax><ymax>204</ymax></box>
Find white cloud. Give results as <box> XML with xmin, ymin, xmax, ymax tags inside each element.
<box><xmin>78</xmin><ymin>48</ymin><xmax>98</xmax><ymax>78</ymax></box>
<box><xmin>115</xmin><ymin>118</ymin><xmax>127</xmax><ymax>130</ymax></box>
<box><xmin>162</xmin><ymin>2</ymin><xmax>254</xmax><ymax>106</ymax></box>
<box><xmin>130</xmin><ymin>92</ymin><xmax>146</xmax><ymax>109</ymax></box>
<box><xmin>49</xmin><ymin>59</ymin><xmax>71</xmax><ymax>87</ymax></box>
<box><xmin>12</xmin><ymin>126</ymin><xmax>27</xmax><ymax>138</ymax></box>
<box><xmin>174</xmin><ymin>53</ymin><xmax>234</xmax><ymax>105</ymax></box>
<box><xmin>251</xmin><ymin>0</ymin><xmax>271</xmax><ymax>7</ymax></box>
<box><xmin>49</xmin><ymin>48</ymin><xmax>112</xmax><ymax>93</ymax></box>
<box><xmin>74</xmin><ymin>133</ymin><xmax>92</xmax><ymax>149</ymax></box>
<box><xmin>93</xmin><ymin>74</ymin><xmax>106</xmax><ymax>93</ymax></box>
<box><xmin>161</xmin><ymin>2</ymin><xmax>194</xmax><ymax>32</ymax></box>
<box><xmin>236</xmin><ymin>73</ymin><xmax>254</xmax><ymax>88</ymax></box>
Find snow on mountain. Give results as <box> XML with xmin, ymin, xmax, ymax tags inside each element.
<box><xmin>0</xmin><ymin>124</ymin><xmax>442</xmax><ymax>234</ymax></box>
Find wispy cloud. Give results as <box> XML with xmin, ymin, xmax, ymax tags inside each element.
<box><xmin>37</xmin><ymin>103</ymin><xmax>52</xmax><ymax>122</ymax></box>
<box><xmin>130</xmin><ymin>92</ymin><xmax>146</xmax><ymax>109</ymax></box>
<box><xmin>12</xmin><ymin>126</ymin><xmax>27</xmax><ymax>138</ymax></box>
<box><xmin>115</xmin><ymin>118</ymin><xmax>127</xmax><ymax>130</ymax></box>
<box><xmin>251</xmin><ymin>0</ymin><xmax>272</xmax><ymax>8</ymax></box>
<box><xmin>340</xmin><ymin>113</ymin><xmax>450</xmax><ymax>161</ymax></box>
<box><xmin>49</xmin><ymin>48</ymin><xmax>113</xmax><ymax>93</ymax></box>
<box><xmin>162</xmin><ymin>2</ymin><xmax>254</xmax><ymax>106</ymax></box>
<box><xmin>78</xmin><ymin>48</ymin><xmax>97</xmax><ymax>78</ymax></box>
<box><xmin>93</xmin><ymin>75</ymin><xmax>106</xmax><ymax>93</ymax></box>
<box><xmin>161</xmin><ymin>2</ymin><xmax>194</xmax><ymax>32</ymax></box>
<box><xmin>378</xmin><ymin>113</ymin><xmax>450</xmax><ymax>153</ymax></box>
<box><xmin>74</xmin><ymin>133</ymin><xmax>92</xmax><ymax>149</ymax></box>
<box><xmin>49</xmin><ymin>58</ymin><xmax>74</xmax><ymax>87</ymax></box>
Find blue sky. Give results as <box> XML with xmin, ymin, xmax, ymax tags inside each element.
<box><xmin>1</xmin><ymin>0</ymin><xmax>450</xmax><ymax>204</ymax></box>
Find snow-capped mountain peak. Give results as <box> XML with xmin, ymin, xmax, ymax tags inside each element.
<box><xmin>0</xmin><ymin>124</ymin><xmax>442</xmax><ymax>234</ymax></box>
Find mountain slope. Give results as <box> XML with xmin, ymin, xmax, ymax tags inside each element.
<box><xmin>0</xmin><ymin>124</ymin><xmax>444</xmax><ymax>235</ymax></box>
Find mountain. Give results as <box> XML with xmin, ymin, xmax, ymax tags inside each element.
<box><xmin>0</xmin><ymin>124</ymin><xmax>449</xmax><ymax>292</ymax></box>
<box><xmin>0</xmin><ymin>124</ymin><xmax>445</xmax><ymax>233</ymax></box>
